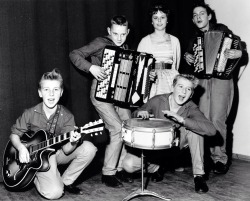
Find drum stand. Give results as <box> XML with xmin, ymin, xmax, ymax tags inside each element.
<box><xmin>122</xmin><ymin>150</ymin><xmax>171</xmax><ymax>201</ymax></box>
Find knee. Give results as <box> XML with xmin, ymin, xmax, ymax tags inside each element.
<box><xmin>122</xmin><ymin>156</ymin><xmax>136</xmax><ymax>173</ymax></box>
<box><xmin>79</xmin><ymin>141</ymin><xmax>97</xmax><ymax>159</ymax></box>
<box><xmin>39</xmin><ymin>186</ymin><xmax>64</xmax><ymax>200</ymax></box>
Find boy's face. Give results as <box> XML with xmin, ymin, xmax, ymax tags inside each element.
<box><xmin>152</xmin><ymin>11</ymin><xmax>168</xmax><ymax>31</ymax></box>
<box><xmin>38</xmin><ymin>80</ymin><xmax>63</xmax><ymax>110</ymax></box>
<box><xmin>107</xmin><ymin>24</ymin><xmax>129</xmax><ymax>46</ymax></box>
<box><xmin>192</xmin><ymin>6</ymin><xmax>211</xmax><ymax>32</ymax></box>
<box><xmin>172</xmin><ymin>77</ymin><xmax>194</xmax><ymax>106</ymax></box>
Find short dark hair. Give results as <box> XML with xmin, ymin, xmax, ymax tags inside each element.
<box><xmin>173</xmin><ymin>74</ymin><xmax>199</xmax><ymax>89</ymax></box>
<box><xmin>110</xmin><ymin>15</ymin><xmax>128</xmax><ymax>27</ymax></box>
<box><xmin>149</xmin><ymin>2</ymin><xmax>170</xmax><ymax>17</ymax></box>
<box><xmin>192</xmin><ymin>2</ymin><xmax>217</xmax><ymax>24</ymax></box>
<box><xmin>39</xmin><ymin>68</ymin><xmax>63</xmax><ymax>89</ymax></box>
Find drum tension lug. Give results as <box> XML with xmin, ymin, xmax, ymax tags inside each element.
<box><xmin>152</xmin><ymin>129</ymin><xmax>156</xmax><ymax>149</ymax></box>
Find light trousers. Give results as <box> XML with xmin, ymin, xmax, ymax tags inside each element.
<box><xmin>34</xmin><ymin>141</ymin><xmax>97</xmax><ymax>199</ymax></box>
<box><xmin>122</xmin><ymin>128</ymin><xmax>205</xmax><ymax>176</ymax></box>
<box><xmin>199</xmin><ymin>78</ymin><xmax>234</xmax><ymax>164</ymax></box>
<box><xmin>90</xmin><ymin>80</ymin><xmax>131</xmax><ymax>175</ymax></box>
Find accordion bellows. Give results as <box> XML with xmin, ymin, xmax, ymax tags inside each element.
<box><xmin>193</xmin><ymin>31</ymin><xmax>241</xmax><ymax>79</ymax></box>
<box><xmin>95</xmin><ymin>46</ymin><xmax>155</xmax><ymax>108</ymax></box>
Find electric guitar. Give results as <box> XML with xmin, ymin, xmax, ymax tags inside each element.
<box><xmin>2</xmin><ymin>119</ymin><xmax>104</xmax><ymax>191</ymax></box>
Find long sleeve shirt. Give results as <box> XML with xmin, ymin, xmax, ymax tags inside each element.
<box><xmin>11</xmin><ymin>103</ymin><xmax>75</xmax><ymax>138</ymax></box>
<box><xmin>132</xmin><ymin>93</ymin><xmax>216</xmax><ymax>136</ymax></box>
<box><xmin>69</xmin><ymin>36</ymin><xmax>127</xmax><ymax>73</ymax></box>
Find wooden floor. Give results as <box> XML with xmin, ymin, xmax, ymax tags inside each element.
<box><xmin>1</xmin><ymin>158</ymin><xmax>250</xmax><ymax>201</ymax></box>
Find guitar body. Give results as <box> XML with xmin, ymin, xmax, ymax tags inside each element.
<box><xmin>2</xmin><ymin>130</ymin><xmax>54</xmax><ymax>190</ymax></box>
<box><xmin>2</xmin><ymin>119</ymin><xmax>104</xmax><ymax>191</ymax></box>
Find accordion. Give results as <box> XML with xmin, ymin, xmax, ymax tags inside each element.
<box><xmin>95</xmin><ymin>46</ymin><xmax>155</xmax><ymax>108</ymax></box>
<box><xmin>193</xmin><ymin>31</ymin><xmax>241</xmax><ymax>79</ymax></box>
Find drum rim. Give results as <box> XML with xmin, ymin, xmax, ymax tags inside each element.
<box><xmin>123</xmin><ymin>141</ymin><xmax>172</xmax><ymax>150</ymax></box>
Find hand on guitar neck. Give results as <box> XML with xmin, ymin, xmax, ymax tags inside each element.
<box><xmin>3</xmin><ymin>119</ymin><xmax>104</xmax><ymax>190</ymax></box>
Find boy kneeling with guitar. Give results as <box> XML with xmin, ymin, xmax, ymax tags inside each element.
<box><xmin>4</xmin><ymin>69</ymin><xmax>102</xmax><ymax>199</ymax></box>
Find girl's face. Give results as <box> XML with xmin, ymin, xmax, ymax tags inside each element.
<box><xmin>152</xmin><ymin>11</ymin><xmax>168</xmax><ymax>31</ymax></box>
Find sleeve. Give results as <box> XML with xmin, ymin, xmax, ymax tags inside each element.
<box><xmin>220</xmin><ymin>24</ymin><xmax>242</xmax><ymax>50</ymax></box>
<box><xmin>137</xmin><ymin>37</ymin><xmax>149</xmax><ymax>53</ymax></box>
<box><xmin>60</xmin><ymin>109</ymin><xmax>76</xmax><ymax>134</ymax></box>
<box><xmin>11</xmin><ymin>109</ymin><xmax>31</xmax><ymax>138</ymax></box>
<box><xmin>172</xmin><ymin>36</ymin><xmax>181</xmax><ymax>71</ymax></box>
<box><xmin>69</xmin><ymin>37</ymin><xmax>106</xmax><ymax>73</ymax></box>
<box><xmin>132</xmin><ymin>98</ymin><xmax>155</xmax><ymax>118</ymax></box>
<box><xmin>215</xmin><ymin>23</ymin><xmax>233</xmax><ymax>34</ymax></box>
<box><xmin>183</xmin><ymin>104</ymin><xmax>216</xmax><ymax>136</ymax></box>
<box><xmin>185</xmin><ymin>36</ymin><xmax>197</xmax><ymax>54</ymax></box>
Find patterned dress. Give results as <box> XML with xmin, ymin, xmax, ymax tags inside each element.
<box><xmin>137</xmin><ymin>34</ymin><xmax>181</xmax><ymax>98</ymax></box>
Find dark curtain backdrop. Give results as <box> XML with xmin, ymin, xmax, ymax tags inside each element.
<box><xmin>0</xmin><ymin>0</ymin><xmax>197</xmax><ymax>181</ymax></box>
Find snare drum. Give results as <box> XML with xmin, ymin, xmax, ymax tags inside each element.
<box><xmin>121</xmin><ymin>118</ymin><xmax>176</xmax><ymax>150</ymax></box>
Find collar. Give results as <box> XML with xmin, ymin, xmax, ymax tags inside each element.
<box><xmin>33</xmin><ymin>103</ymin><xmax>62</xmax><ymax>120</ymax></box>
<box><xmin>208</xmin><ymin>22</ymin><xmax>215</xmax><ymax>31</ymax></box>
<box><xmin>103</xmin><ymin>36</ymin><xmax>127</xmax><ymax>49</ymax></box>
<box><xmin>33</xmin><ymin>102</ymin><xmax>44</xmax><ymax>114</ymax></box>
<box><xmin>196</xmin><ymin>22</ymin><xmax>215</xmax><ymax>35</ymax></box>
<box><xmin>158</xmin><ymin>93</ymin><xmax>191</xmax><ymax>115</ymax></box>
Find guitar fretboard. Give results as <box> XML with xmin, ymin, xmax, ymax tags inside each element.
<box><xmin>29</xmin><ymin>119</ymin><xmax>104</xmax><ymax>154</ymax></box>
<box><xmin>30</xmin><ymin>132</ymin><xmax>71</xmax><ymax>153</ymax></box>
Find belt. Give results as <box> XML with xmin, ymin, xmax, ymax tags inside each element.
<box><xmin>154</xmin><ymin>63</ymin><xmax>172</xmax><ymax>70</ymax></box>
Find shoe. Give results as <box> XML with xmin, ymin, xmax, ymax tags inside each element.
<box><xmin>214</xmin><ymin>161</ymin><xmax>229</xmax><ymax>174</ymax></box>
<box><xmin>102</xmin><ymin>175</ymin><xmax>123</xmax><ymax>188</ymax></box>
<box><xmin>194</xmin><ymin>176</ymin><xmax>209</xmax><ymax>193</ymax></box>
<box><xmin>151</xmin><ymin>168</ymin><xmax>164</xmax><ymax>182</ymax></box>
<box><xmin>116</xmin><ymin>170</ymin><xmax>134</xmax><ymax>183</ymax></box>
<box><xmin>64</xmin><ymin>184</ymin><xmax>83</xmax><ymax>195</ymax></box>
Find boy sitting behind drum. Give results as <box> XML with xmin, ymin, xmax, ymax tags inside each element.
<box><xmin>122</xmin><ymin>74</ymin><xmax>216</xmax><ymax>193</ymax></box>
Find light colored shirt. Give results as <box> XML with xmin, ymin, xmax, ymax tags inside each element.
<box><xmin>137</xmin><ymin>34</ymin><xmax>181</xmax><ymax>70</ymax></box>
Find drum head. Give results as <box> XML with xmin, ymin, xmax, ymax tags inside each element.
<box><xmin>123</xmin><ymin>118</ymin><xmax>174</xmax><ymax>132</ymax></box>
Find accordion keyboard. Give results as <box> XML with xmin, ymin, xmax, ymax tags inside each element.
<box><xmin>96</xmin><ymin>48</ymin><xmax>116</xmax><ymax>99</ymax></box>
<box><xmin>216</xmin><ymin>36</ymin><xmax>232</xmax><ymax>72</ymax></box>
<box><xmin>95</xmin><ymin>46</ymin><xmax>155</xmax><ymax>107</ymax></box>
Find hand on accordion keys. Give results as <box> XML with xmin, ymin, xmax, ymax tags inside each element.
<box><xmin>184</xmin><ymin>52</ymin><xmax>195</xmax><ymax>66</ymax></box>
<box><xmin>224</xmin><ymin>48</ymin><xmax>242</xmax><ymax>59</ymax></box>
<box><xmin>89</xmin><ymin>65</ymin><xmax>107</xmax><ymax>81</ymax></box>
<box><xmin>149</xmin><ymin>70</ymin><xmax>157</xmax><ymax>82</ymax></box>
<box><xmin>162</xmin><ymin>110</ymin><xmax>185</xmax><ymax>125</ymax></box>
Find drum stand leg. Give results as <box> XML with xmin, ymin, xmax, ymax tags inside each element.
<box><xmin>122</xmin><ymin>150</ymin><xmax>171</xmax><ymax>201</ymax></box>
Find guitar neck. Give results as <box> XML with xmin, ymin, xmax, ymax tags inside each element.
<box><xmin>29</xmin><ymin>119</ymin><xmax>104</xmax><ymax>154</ymax></box>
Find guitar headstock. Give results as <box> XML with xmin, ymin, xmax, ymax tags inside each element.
<box><xmin>81</xmin><ymin>119</ymin><xmax>104</xmax><ymax>129</ymax></box>
<box><xmin>79</xmin><ymin>119</ymin><xmax>105</xmax><ymax>137</ymax></box>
